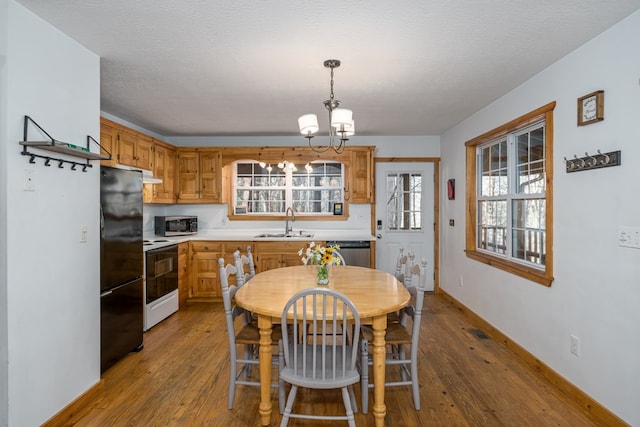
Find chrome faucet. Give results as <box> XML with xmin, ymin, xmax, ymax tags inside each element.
<box><xmin>285</xmin><ymin>207</ymin><xmax>295</xmax><ymax>235</ymax></box>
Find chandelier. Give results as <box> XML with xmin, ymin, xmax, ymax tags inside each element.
<box><xmin>298</xmin><ymin>59</ymin><xmax>354</xmax><ymax>154</ymax></box>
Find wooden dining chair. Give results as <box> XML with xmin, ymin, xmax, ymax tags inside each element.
<box><xmin>218</xmin><ymin>258</ymin><xmax>282</xmax><ymax>411</ymax></box>
<box><xmin>278</xmin><ymin>288</ymin><xmax>361</xmax><ymax>427</ymax></box>
<box><xmin>233</xmin><ymin>246</ymin><xmax>256</xmax><ymax>287</ymax></box>
<box><xmin>359</xmin><ymin>257</ymin><xmax>428</xmax><ymax>413</ymax></box>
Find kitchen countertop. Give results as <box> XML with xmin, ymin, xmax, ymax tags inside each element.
<box><xmin>143</xmin><ymin>229</ymin><xmax>375</xmax><ymax>251</ymax></box>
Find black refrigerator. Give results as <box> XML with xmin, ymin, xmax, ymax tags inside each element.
<box><xmin>100</xmin><ymin>166</ymin><xmax>144</xmax><ymax>373</ymax></box>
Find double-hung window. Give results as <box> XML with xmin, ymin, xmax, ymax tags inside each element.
<box><xmin>465</xmin><ymin>102</ymin><xmax>555</xmax><ymax>286</ymax></box>
<box><xmin>233</xmin><ymin>160</ymin><xmax>344</xmax><ymax>216</ymax></box>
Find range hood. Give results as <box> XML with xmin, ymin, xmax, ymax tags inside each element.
<box><xmin>114</xmin><ymin>164</ymin><xmax>163</xmax><ymax>184</ymax></box>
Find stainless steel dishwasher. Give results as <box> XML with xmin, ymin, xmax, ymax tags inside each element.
<box><xmin>326</xmin><ymin>240</ymin><xmax>371</xmax><ymax>268</ymax></box>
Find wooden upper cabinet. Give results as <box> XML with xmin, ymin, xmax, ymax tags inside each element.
<box><xmin>100</xmin><ymin>117</ymin><xmax>154</xmax><ymax>170</ymax></box>
<box><xmin>99</xmin><ymin>118</ymin><xmax>118</xmax><ymax>167</ymax></box>
<box><xmin>118</xmin><ymin>128</ymin><xmax>153</xmax><ymax>170</ymax></box>
<box><xmin>176</xmin><ymin>148</ymin><xmax>221</xmax><ymax>203</ymax></box>
<box><xmin>349</xmin><ymin>147</ymin><xmax>374</xmax><ymax>203</ymax></box>
<box><xmin>199</xmin><ymin>150</ymin><xmax>221</xmax><ymax>201</ymax></box>
<box><xmin>135</xmin><ymin>135</ymin><xmax>153</xmax><ymax>170</ymax></box>
<box><xmin>145</xmin><ymin>140</ymin><xmax>177</xmax><ymax>204</ymax></box>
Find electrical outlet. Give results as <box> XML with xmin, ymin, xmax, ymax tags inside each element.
<box><xmin>80</xmin><ymin>225</ymin><xmax>88</xmax><ymax>243</ymax></box>
<box><xmin>570</xmin><ymin>335</ymin><xmax>580</xmax><ymax>357</ymax></box>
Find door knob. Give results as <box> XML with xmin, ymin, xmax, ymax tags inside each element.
<box><xmin>376</xmin><ymin>234</ymin><xmax>382</xmax><ymax>239</ymax></box>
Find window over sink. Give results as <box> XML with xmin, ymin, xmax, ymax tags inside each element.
<box><xmin>233</xmin><ymin>160</ymin><xmax>345</xmax><ymax>216</ymax></box>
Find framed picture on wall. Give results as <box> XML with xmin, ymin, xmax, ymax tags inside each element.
<box><xmin>577</xmin><ymin>90</ymin><xmax>604</xmax><ymax>126</ymax></box>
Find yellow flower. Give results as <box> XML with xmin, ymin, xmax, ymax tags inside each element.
<box><xmin>299</xmin><ymin>242</ymin><xmax>341</xmax><ymax>266</ymax></box>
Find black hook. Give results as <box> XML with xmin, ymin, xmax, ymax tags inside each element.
<box><xmin>29</xmin><ymin>155</ymin><xmax>36</xmax><ymax>164</ymax></box>
<box><xmin>71</xmin><ymin>163</ymin><xmax>77</xmax><ymax>171</ymax></box>
<box><xmin>58</xmin><ymin>160</ymin><xmax>64</xmax><ymax>168</ymax></box>
<box><xmin>44</xmin><ymin>158</ymin><xmax>51</xmax><ymax>166</ymax></box>
<box><xmin>82</xmin><ymin>164</ymin><xmax>88</xmax><ymax>172</ymax></box>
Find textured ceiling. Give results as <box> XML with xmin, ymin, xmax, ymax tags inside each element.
<box><xmin>16</xmin><ymin>0</ymin><xmax>640</xmax><ymax>137</ymax></box>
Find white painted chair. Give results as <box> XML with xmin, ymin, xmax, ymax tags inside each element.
<box><xmin>360</xmin><ymin>257</ymin><xmax>428</xmax><ymax>413</ymax></box>
<box><xmin>234</xmin><ymin>246</ymin><xmax>256</xmax><ymax>287</ymax></box>
<box><xmin>218</xmin><ymin>258</ymin><xmax>282</xmax><ymax>411</ymax></box>
<box><xmin>389</xmin><ymin>250</ymin><xmax>416</xmax><ymax>324</ymax></box>
<box><xmin>278</xmin><ymin>288</ymin><xmax>361</xmax><ymax>427</ymax></box>
<box><xmin>332</xmin><ymin>249</ymin><xmax>346</xmax><ymax>265</ymax></box>
<box><xmin>395</xmin><ymin>248</ymin><xmax>415</xmax><ymax>285</ymax></box>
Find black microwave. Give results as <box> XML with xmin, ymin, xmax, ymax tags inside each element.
<box><xmin>154</xmin><ymin>216</ymin><xmax>198</xmax><ymax>236</ymax></box>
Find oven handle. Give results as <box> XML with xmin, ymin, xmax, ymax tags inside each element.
<box><xmin>150</xmin><ymin>257</ymin><xmax>174</xmax><ymax>279</ymax></box>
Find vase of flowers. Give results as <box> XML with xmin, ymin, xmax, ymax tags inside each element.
<box><xmin>298</xmin><ymin>241</ymin><xmax>341</xmax><ymax>285</ymax></box>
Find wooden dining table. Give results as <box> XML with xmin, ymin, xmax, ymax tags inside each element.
<box><xmin>234</xmin><ymin>264</ymin><xmax>410</xmax><ymax>427</ymax></box>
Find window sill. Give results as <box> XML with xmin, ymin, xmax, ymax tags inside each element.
<box><xmin>465</xmin><ymin>250</ymin><xmax>553</xmax><ymax>287</ymax></box>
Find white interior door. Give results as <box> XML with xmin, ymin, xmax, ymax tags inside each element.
<box><xmin>375</xmin><ymin>162</ymin><xmax>434</xmax><ymax>291</ymax></box>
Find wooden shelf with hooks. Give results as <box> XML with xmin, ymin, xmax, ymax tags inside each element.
<box><xmin>19</xmin><ymin>116</ymin><xmax>112</xmax><ymax>171</ymax></box>
<box><xmin>20</xmin><ymin>139</ymin><xmax>109</xmax><ymax>161</ymax></box>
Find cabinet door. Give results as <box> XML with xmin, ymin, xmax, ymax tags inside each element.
<box><xmin>117</xmin><ymin>128</ymin><xmax>138</xmax><ymax>167</ymax></box>
<box><xmin>99</xmin><ymin>119</ymin><xmax>118</xmax><ymax>167</ymax></box>
<box><xmin>350</xmin><ymin>148</ymin><xmax>373</xmax><ymax>203</ymax></box>
<box><xmin>255</xmin><ymin>242</ymin><xmax>307</xmax><ymax>272</ymax></box>
<box><xmin>281</xmin><ymin>252</ymin><xmax>303</xmax><ymax>268</ymax></box>
<box><xmin>151</xmin><ymin>144</ymin><xmax>176</xmax><ymax>203</ymax></box>
<box><xmin>199</xmin><ymin>150</ymin><xmax>221</xmax><ymax>202</ymax></box>
<box><xmin>256</xmin><ymin>253</ymin><xmax>284</xmax><ymax>272</ymax></box>
<box><xmin>191</xmin><ymin>251</ymin><xmax>220</xmax><ymax>299</ymax></box>
<box><xmin>177</xmin><ymin>151</ymin><xmax>200</xmax><ymax>201</ymax></box>
<box><xmin>189</xmin><ymin>242</ymin><xmax>223</xmax><ymax>301</ymax></box>
<box><xmin>136</xmin><ymin>135</ymin><xmax>153</xmax><ymax>170</ymax></box>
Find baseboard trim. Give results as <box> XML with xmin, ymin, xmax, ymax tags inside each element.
<box><xmin>438</xmin><ymin>289</ymin><xmax>628</xmax><ymax>427</ymax></box>
<box><xmin>41</xmin><ymin>379</ymin><xmax>104</xmax><ymax>427</ymax></box>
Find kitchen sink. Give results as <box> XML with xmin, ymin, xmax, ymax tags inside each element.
<box><xmin>254</xmin><ymin>232</ymin><xmax>314</xmax><ymax>239</ymax></box>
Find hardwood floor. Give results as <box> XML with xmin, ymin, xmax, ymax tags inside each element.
<box><xmin>70</xmin><ymin>295</ymin><xmax>601</xmax><ymax>426</ymax></box>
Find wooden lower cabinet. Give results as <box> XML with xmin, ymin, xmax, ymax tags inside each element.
<box><xmin>187</xmin><ymin>241</ymin><xmax>254</xmax><ymax>302</ymax></box>
<box><xmin>177</xmin><ymin>242</ymin><xmax>189</xmax><ymax>308</ymax></box>
<box><xmin>254</xmin><ymin>241</ymin><xmax>320</xmax><ymax>273</ymax></box>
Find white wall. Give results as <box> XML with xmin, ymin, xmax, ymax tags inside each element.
<box><xmin>0</xmin><ymin>0</ymin><xmax>10</xmax><ymax>424</ymax></box>
<box><xmin>3</xmin><ymin>1</ymin><xmax>101</xmax><ymax>425</ymax></box>
<box><xmin>440</xmin><ymin>10</ymin><xmax>640</xmax><ymax>425</ymax></box>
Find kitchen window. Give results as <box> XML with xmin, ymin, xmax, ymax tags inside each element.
<box><xmin>233</xmin><ymin>160</ymin><xmax>345</xmax><ymax>215</ymax></box>
<box><xmin>465</xmin><ymin>102</ymin><xmax>555</xmax><ymax>286</ymax></box>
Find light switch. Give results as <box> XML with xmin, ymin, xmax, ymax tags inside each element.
<box><xmin>80</xmin><ymin>225</ymin><xmax>88</xmax><ymax>243</ymax></box>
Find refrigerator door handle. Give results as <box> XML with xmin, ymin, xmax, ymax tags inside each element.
<box><xmin>100</xmin><ymin>205</ymin><xmax>104</xmax><ymax>240</ymax></box>
<box><xmin>100</xmin><ymin>289</ymin><xmax>113</xmax><ymax>297</ymax></box>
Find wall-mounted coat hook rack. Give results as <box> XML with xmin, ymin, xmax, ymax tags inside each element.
<box><xmin>18</xmin><ymin>115</ymin><xmax>110</xmax><ymax>173</ymax></box>
<box><xmin>20</xmin><ymin>151</ymin><xmax>93</xmax><ymax>172</ymax></box>
<box><xmin>564</xmin><ymin>150</ymin><xmax>620</xmax><ymax>173</ymax></box>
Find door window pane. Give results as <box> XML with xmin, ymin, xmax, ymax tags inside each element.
<box><xmin>386</xmin><ymin>172</ymin><xmax>422</xmax><ymax>231</ymax></box>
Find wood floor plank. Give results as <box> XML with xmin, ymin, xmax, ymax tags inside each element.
<box><xmin>68</xmin><ymin>295</ymin><xmax>602</xmax><ymax>426</ymax></box>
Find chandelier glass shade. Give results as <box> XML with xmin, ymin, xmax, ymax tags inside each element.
<box><xmin>298</xmin><ymin>59</ymin><xmax>354</xmax><ymax>153</ymax></box>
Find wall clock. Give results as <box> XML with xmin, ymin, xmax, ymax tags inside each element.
<box><xmin>577</xmin><ymin>90</ymin><xmax>604</xmax><ymax>126</ymax></box>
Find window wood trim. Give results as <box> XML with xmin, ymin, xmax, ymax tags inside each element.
<box><xmin>465</xmin><ymin>101</ymin><xmax>555</xmax><ymax>286</ymax></box>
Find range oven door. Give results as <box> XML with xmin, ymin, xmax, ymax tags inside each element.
<box><xmin>146</xmin><ymin>245</ymin><xmax>178</xmax><ymax>304</ymax></box>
